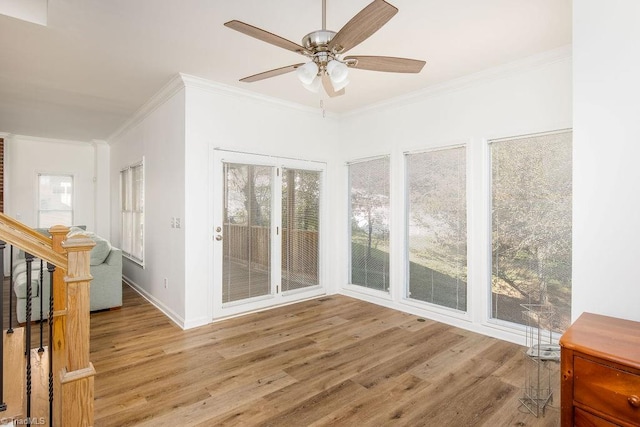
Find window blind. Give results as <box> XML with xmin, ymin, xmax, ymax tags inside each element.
<box><xmin>490</xmin><ymin>130</ymin><xmax>572</xmax><ymax>332</ymax></box>
<box><xmin>222</xmin><ymin>163</ymin><xmax>272</xmax><ymax>303</ymax></box>
<box><xmin>281</xmin><ymin>168</ymin><xmax>320</xmax><ymax>292</ymax></box>
<box><xmin>121</xmin><ymin>161</ymin><xmax>144</xmax><ymax>264</ymax></box>
<box><xmin>349</xmin><ymin>156</ymin><xmax>390</xmax><ymax>291</ymax></box>
<box><xmin>406</xmin><ymin>146</ymin><xmax>467</xmax><ymax>311</ymax></box>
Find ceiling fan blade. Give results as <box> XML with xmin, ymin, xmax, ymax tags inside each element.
<box><xmin>328</xmin><ymin>0</ymin><xmax>398</xmax><ymax>54</ymax></box>
<box><xmin>239</xmin><ymin>64</ymin><xmax>305</xmax><ymax>83</ymax></box>
<box><xmin>224</xmin><ymin>20</ymin><xmax>306</xmax><ymax>54</ymax></box>
<box><xmin>345</xmin><ymin>55</ymin><xmax>426</xmax><ymax>73</ymax></box>
<box><xmin>322</xmin><ymin>73</ymin><xmax>345</xmax><ymax>98</ymax></box>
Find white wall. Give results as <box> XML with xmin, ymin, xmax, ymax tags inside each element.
<box><xmin>93</xmin><ymin>140</ymin><xmax>111</xmax><ymax>239</ymax></box>
<box><xmin>182</xmin><ymin>75</ymin><xmax>342</xmax><ymax>328</ymax></box>
<box><xmin>335</xmin><ymin>51</ymin><xmax>572</xmax><ymax>344</ymax></box>
<box><xmin>109</xmin><ymin>83</ymin><xmax>187</xmax><ymax>324</ymax></box>
<box><xmin>5</xmin><ymin>135</ymin><xmax>96</xmax><ymax>230</ymax></box>
<box><xmin>108</xmin><ymin>51</ymin><xmax>573</xmax><ymax>340</ymax></box>
<box><xmin>108</xmin><ymin>74</ymin><xmax>343</xmax><ymax>328</ymax></box>
<box><xmin>572</xmin><ymin>0</ymin><xmax>640</xmax><ymax>323</ymax></box>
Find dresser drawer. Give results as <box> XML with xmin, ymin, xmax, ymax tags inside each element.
<box><xmin>575</xmin><ymin>407</ymin><xmax>621</xmax><ymax>427</ymax></box>
<box><xmin>574</xmin><ymin>356</ymin><xmax>640</xmax><ymax>425</ymax></box>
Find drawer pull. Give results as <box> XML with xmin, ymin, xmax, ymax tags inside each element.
<box><xmin>629</xmin><ymin>395</ymin><xmax>640</xmax><ymax>408</ymax></box>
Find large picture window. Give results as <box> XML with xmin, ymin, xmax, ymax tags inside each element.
<box><xmin>349</xmin><ymin>156</ymin><xmax>390</xmax><ymax>291</ymax></box>
<box><xmin>406</xmin><ymin>146</ymin><xmax>467</xmax><ymax>311</ymax></box>
<box><xmin>121</xmin><ymin>161</ymin><xmax>144</xmax><ymax>264</ymax></box>
<box><xmin>38</xmin><ymin>174</ymin><xmax>73</xmax><ymax>227</ymax></box>
<box><xmin>490</xmin><ymin>130</ymin><xmax>572</xmax><ymax>332</ymax></box>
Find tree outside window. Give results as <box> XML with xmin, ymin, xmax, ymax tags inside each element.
<box><xmin>491</xmin><ymin>131</ymin><xmax>572</xmax><ymax>332</ymax></box>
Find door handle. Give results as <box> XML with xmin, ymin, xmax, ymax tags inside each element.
<box><xmin>215</xmin><ymin>235</ymin><xmax>223</xmax><ymax>241</ymax></box>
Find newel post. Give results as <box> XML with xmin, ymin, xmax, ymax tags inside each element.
<box><xmin>48</xmin><ymin>225</ymin><xmax>69</xmax><ymax>426</ymax></box>
<box><xmin>60</xmin><ymin>233</ymin><xmax>96</xmax><ymax>426</ymax></box>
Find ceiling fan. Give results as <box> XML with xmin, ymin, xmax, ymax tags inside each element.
<box><xmin>224</xmin><ymin>0</ymin><xmax>426</xmax><ymax>98</ymax></box>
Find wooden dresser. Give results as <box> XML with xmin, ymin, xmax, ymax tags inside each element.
<box><xmin>560</xmin><ymin>312</ymin><xmax>640</xmax><ymax>426</ymax></box>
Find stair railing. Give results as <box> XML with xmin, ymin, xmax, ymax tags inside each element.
<box><xmin>0</xmin><ymin>212</ymin><xmax>95</xmax><ymax>426</ymax></box>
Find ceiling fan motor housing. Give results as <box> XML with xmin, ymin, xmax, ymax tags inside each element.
<box><xmin>302</xmin><ymin>30</ymin><xmax>345</xmax><ymax>72</ymax></box>
<box><xmin>302</xmin><ymin>30</ymin><xmax>336</xmax><ymax>51</ymax></box>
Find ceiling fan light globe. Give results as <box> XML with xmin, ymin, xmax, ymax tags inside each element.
<box><xmin>303</xmin><ymin>75</ymin><xmax>321</xmax><ymax>93</ymax></box>
<box><xmin>331</xmin><ymin>77</ymin><xmax>349</xmax><ymax>92</ymax></box>
<box><xmin>327</xmin><ymin>60</ymin><xmax>349</xmax><ymax>83</ymax></box>
<box><xmin>296</xmin><ymin>62</ymin><xmax>319</xmax><ymax>85</ymax></box>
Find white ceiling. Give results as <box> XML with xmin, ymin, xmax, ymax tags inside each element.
<box><xmin>0</xmin><ymin>0</ymin><xmax>572</xmax><ymax>141</ymax></box>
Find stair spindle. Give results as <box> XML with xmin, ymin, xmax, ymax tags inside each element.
<box><xmin>38</xmin><ymin>259</ymin><xmax>44</xmax><ymax>352</ymax></box>
<box><xmin>25</xmin><ymin>252</ymin><xmax>33</xmax><ymax>420</ymax></box>
<box><xmin>0</xmin><ymin>240</ymin><xmax>6</xmax><ymax>412</ymax></box>
<box><xmin>8</xmin><ymin>245</ymin><xmax>14</xmax><ymax>334</ymax></box>
<box><xmin>48</xmin><ymin>262</ymin><xmax>55</xmax><ymax>426</ymax></box>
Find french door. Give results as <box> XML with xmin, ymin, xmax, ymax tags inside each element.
<box><xmin>212</xmin><ymin>150</ymin><xmax>325</xmax><ymax>317</ymax></box>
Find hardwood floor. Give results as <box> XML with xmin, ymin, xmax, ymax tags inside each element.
<box><xmin>90</xmin><ymin>284</ymin><xmax>560</xmax><ymax>426</ymax></box>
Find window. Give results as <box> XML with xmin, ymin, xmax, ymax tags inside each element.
<box><xmin>406</xmin><ymin>146</ymin><xmax>467</xmax><ymax>311</ymax></box>
<box><xmin>349</xmin><ymin>156</ymin><xmax>390</xmax><ymax>291</ymax></box>
<box><xmin>490</xmin><ymin>130</ymin><xmax>572</xmax><ymax>332</ymax></box>
<box><xmin>38</xmin><ymin>174</ymin><xmax>73</xmax><ymax>227</ymax></box>
<box><xmin>121</xmin><ymin>161</ymin><xmax>144</xmax><ymax>264</ymax></box>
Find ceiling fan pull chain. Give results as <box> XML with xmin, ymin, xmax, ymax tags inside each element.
<box><xmin>320</xmin><ymin>99</ymin><xmax>326</xmax><ymax>118</ymax></box>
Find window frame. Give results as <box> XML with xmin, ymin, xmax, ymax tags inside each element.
<box><xmin>346</xmin><ymin>155</ymin><xmax>392</xmax><ymax>296</ymax></box>
<box><xmin>404</xmin><ymin>145</ymin><xmax>468</xmax><ymax>313</ymax></box>
<box><xmin>487</xmin><ymin>129</ymin><xmax>572</xmax><ymax>334</ymax></box>
<box><xmin>37</xmin><ymin>172</ymin><xmax>74</xmax><ymax>228</ymax></box>
<box><xmin>120</xmin><ymin>159</ymin><xmax>145</xmax><ymax>266</ymax></box>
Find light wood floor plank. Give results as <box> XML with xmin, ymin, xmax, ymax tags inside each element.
<box><xmin>90</xmin><ymin>284</ymin><xmax>560</xmax><ymax>426</ymax></box>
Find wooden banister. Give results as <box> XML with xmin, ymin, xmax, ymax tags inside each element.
<box><xmin>0</xmin><ymin>213</ymin><xmax>66</xmax><ymax>269</ymax></box>
<box><xmin>0</xmin><ymin>215</ymin><xmax>96</xmax><ymax>426</ymax></box>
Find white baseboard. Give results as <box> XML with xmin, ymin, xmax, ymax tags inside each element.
<box><xmin>122</xmin><ymin>275</ymin><xmax>187</xmax><ymax>330</ymax></box>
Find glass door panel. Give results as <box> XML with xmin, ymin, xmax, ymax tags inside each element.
<box><xmin>281</xmin><ymin>169</ymin><xmax>320</xmax><ymax>292</ymax></box>
<box><xmin>222</xmin><ymin>163</ymin><xmax>272</xmax><ymax>303</ymax></box>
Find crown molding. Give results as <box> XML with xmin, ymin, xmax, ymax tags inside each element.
<box><xmin>179</xmin><ymin>73</ymin><xmax>337</xmax><ymax>118</ymax></box>
<box><xmin>105</xmin><ymin>45</ymin><xmax>569</xmax><ymax>140</ymax></box>
<box><xmin>107</xmin><ymin>73</ymin><xmax>186</xmax><ymax>143</ymax></box>
<box><xmin>107</xmin><ymin>72</ymin><xmax>338</xmax><ymax>143</ymax></box>
<box><xmin>8</xmin><ymin>134</ymin><xmax>92</xmax><ymax>146</ymax></box>
<box><xmin>344</xmin><ymin>44</ymin><xmax>573</xmax><ymax>118</ymax></box>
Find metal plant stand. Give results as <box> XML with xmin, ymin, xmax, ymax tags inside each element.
<box><xmin>519</xmin><ymin>303</ymin><xmax>559</xmax><ymax>417</ymax></box>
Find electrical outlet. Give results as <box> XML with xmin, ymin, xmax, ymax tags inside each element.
<box><xmin>164</xmin><ymin>278</ymin><xmax>168</xmax><ymax>289</ymax></box>
<box><xmin>175</xmin><ymin>218</ymin><xmax>181</xmax><ymax>228</ymax></box>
